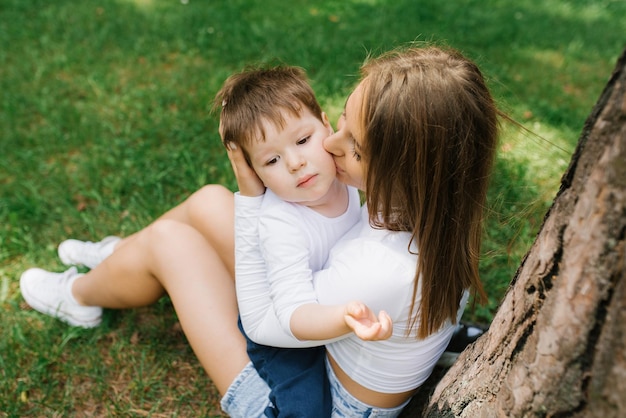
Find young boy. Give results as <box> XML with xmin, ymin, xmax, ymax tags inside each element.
<box><xmin>215</xmin><ymin>66</ymin><xmax>391</xmax><ymax>417</ymax></box>
<box><xmin>25</xmin><ymin>66</ymin><xmax>390</xmax><ymax>416</ymax></box>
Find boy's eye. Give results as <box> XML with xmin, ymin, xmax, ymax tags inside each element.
<box><xmin>265</xmin><ymin>157</ymin><xmax>278</xmax><ymax>166</ymax></box>
<box><xmin>297</xmin><ymin>136</ymin><xmax>310</xmax><ymax>145</ymax></box>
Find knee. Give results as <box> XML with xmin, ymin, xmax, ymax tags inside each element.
<box><xmin>146</xmin><ymin>219</ymin><xmax>194</xmax><ymax>244</ymax></box>
<box><xmin>195</xmin><ymin>184</ymin><xmax>233</xmax><ymax>203</ymax></box>
<box><xmin>188</xmin><ymin>184</ymin><xmax>234</xmax><ymax>218</ymax></box>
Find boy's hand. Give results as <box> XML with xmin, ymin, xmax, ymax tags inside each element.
<box><xmin>344</xmin><ymin>301</ymin><xmax>393</xmax><ymax>341</ymax></box>
<box><xmin>225</xmin><ymin>142</ymin><xmax>265</xmax><ymax>197</ymax></box>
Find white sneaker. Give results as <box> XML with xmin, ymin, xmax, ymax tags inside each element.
<box><xmin>20</xmin><ymin>267</ymin><xmax>102</xmax><ymax>328</ymax></box>
<box><xmin>58</xmin><ymin>236</ymin><xmax>121</xmax><ymax>269</ymax></box>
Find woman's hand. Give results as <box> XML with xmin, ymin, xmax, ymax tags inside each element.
<box><xmin>225</xmin><ymin>142</ymin><xmax>265</xmax><ymax>197</ymax></box>
<box><xmin>344</xmin><ymin>301</ymin><xmax>393</xmax><ymax>341</ymax></box>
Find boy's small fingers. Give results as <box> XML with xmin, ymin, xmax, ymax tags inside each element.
<box><xmin>379</xmin><ymin>311</ymin><xmax>393</xmax><ymax>337</ymax></box>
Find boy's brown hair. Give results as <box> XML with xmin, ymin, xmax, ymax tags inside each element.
<box><xmin>214</xmin><ymin>66</ymin><xmax>323</xmax><ymax>159</ymax></box>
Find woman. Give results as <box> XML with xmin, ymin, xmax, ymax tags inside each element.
<box><xmin>21</xmin><ymin>45</ymin><xmax>498</xmax><ymax>417</ymax></box>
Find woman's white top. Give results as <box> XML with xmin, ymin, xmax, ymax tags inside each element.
<box><xmin>235</xmin><ymin>192</ymin><xmax>467</xmax><ymax>393</ymax></box>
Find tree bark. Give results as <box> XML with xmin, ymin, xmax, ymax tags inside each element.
<box><xmin>405</xmin><ymin>47</ymin><xmax>626</xmax><ymax>417</ymax></box>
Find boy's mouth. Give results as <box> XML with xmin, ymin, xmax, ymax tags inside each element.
<box><xmin>297</xmin><ymin>174</ymin><xmax>317</xmax><ymax>187</ymax></box>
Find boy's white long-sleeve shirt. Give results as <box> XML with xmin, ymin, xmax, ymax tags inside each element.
<box><xmin>235</xmin><ymin>192</ymin><xmax>468</xmax><ymax>393</ymax></box>
<box><xmin>236</xmin><ymin>186</ymin><xmax>361</xmax><ymax>347</ymax></box>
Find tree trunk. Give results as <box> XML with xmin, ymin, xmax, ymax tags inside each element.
<box><xmin>405</xmin><ymin>47</ymin><xmax>626</xmax><ymax>417</ymax></box>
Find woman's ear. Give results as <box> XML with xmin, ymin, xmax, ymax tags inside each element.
<box><xmin>321</xmin><ymin>112</ymin><xmax>334</xmax><ymax>135</ymax></box>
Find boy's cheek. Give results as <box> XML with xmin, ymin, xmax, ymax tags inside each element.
<box><xmin>255</xmin><ymin>170</ymin><xmax>269</xmax><ymax>187</ymax></box>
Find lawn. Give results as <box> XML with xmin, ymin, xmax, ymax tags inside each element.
<box><xmin>1</xmin><ymin>0</ymin><xmax>624</xmax><ymax>415</ymax></box>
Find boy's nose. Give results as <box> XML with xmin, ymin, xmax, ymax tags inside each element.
<box><xmin>287</xmin><ymin>154</ymin><xmax>306</xmax><ymax>172</ymax></box>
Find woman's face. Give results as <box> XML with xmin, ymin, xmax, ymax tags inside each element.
<box><xmin>323</xmin><ymin>81</ymin><xmax>366</xmax><ymax>191</ymax></box>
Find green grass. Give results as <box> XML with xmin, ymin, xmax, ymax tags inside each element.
<box><xmin>1</xmin><ymin>0</ymin><xmax>624</xmax><ymax>415</ymax></box>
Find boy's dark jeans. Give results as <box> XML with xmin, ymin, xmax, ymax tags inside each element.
<box><xmin>238</xmin><ymin>318</ymin><xmax>332</xmax><ymax>418</ymax></box>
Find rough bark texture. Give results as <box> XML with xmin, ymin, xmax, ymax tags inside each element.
<box><xmin>403</xmin><ymin>47</ymin><xmax>626</xmax><ymax>417</ymax></box>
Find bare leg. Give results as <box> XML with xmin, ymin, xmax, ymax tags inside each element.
<box><xmin>73</xmin><ymin>219</ymin><xmax>247</xmax><ymax>395</ymax></box>
<box><xmin>113</xmin><ymin>185</ymin><xmax>235</xmax><ymax>278</ymax></box>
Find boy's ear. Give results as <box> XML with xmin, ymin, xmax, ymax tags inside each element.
<box><xmin>321</xmin><ymin>112</ymin><xmax>334</xmax><ymax>135</ymax></box>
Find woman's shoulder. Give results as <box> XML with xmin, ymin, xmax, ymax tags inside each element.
<box><xmin>359</xmin><ymin>224</ymin><xmax>416</xmax><ymax>256</ymax></box>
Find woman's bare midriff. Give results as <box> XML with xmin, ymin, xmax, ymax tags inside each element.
<box><xmin>327</xmin><ymin>354</ymin><xmax>417</xmax><ymax>409</ymax></box>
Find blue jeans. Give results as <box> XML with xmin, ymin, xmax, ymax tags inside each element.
<box><xmin>221</xmin><ymin>356</ymin><xmax>411</xmax><ymax>418</ymax></box>
<box><xmin>325</xmin><ymin>358</ymin><xmax>409</xmax><ymax>417</ymax></box>
<box><xmin>220</xmin><ymin>361</ymin><xmax>271</xmax><ymax>417</ymax></box>
<box><xmin>239</xmin><ymin>318</ymin><xmax>332</xmax><ymax>418</ymax></box>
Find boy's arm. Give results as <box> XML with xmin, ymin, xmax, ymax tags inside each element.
<box><xmin>227</xmin><ymin>142</ymin><xmax>311</xmax><ymax>346</ymax></box>
<box><xmin>260</xmin><ymin>187</ymin><xmax>361</xmax><ymax>341</ymax></box>
<box><xmin>234</xmin><ymin>193</ymin><xmax>272</xmax><ymax>336</ymax></box>
<box><xmin>290</xmin><ymin>301</ymin><xmax>393</xmax><ymax>341</ymax></box>
<box><xmin>229</xmin><ymin>142</ymin><xmax>339</xmax><ymax>347</ymax></box>
<box><xmin>235</xmin><ymin>195</ymin><xmax>345</xmax><ymax>347</ymax></box>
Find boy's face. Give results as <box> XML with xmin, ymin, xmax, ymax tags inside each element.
<box><xmin>247</xmin><ymin>108</ymin><xmax>336</xmax><ymax>206</ymax></box>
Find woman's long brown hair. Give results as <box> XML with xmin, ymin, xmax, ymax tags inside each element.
<box><xmin>360</xmin><ymin>46</ymin><xmax>499</xmax><ymax>339</ymax></box>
